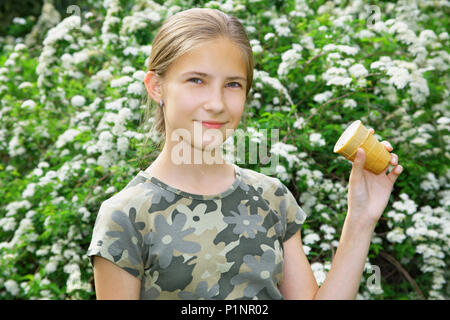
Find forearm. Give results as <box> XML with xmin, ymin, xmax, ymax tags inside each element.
<box><xmin>313</xmin><ymin>213</ymin><xmax>375</xmax><ymax>300</ymax></box>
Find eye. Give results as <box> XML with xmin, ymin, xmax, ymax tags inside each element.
<box><xmin>188</xmin><ymin>78</ymin><xmax>203</xmax><ymax>84</ymax></box>
<box><xmin>227</xmin><ymin>82</ymin><xmax>243</xmax><ymax>88</ymax></box>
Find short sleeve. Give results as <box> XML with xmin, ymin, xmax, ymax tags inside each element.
<box><xmin>275</xmin><ymin>179</ymin><xmax>307</xmax><ymax>242</ymax></box>
<box><xmin>87</xmin><ymin>200</ymin><xmax>146</xmax><ymax>280</ymax></box>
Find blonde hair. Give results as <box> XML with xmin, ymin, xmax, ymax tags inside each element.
<box><xmin>140</xmin><ymin>7</ymin><xmax>254</xmax><ymax>150</ymax></box>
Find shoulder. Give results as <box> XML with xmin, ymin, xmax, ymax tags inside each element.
<box><xmin>236</xmin><ymin>165</ymin><xmax>294</xmax><ymax>209</ymax></box>
<box><xmin>95</xmin><ymin>172</ymin><xmax>163</xmax><ymax>226</ymax></box>
<box><xmin>100</xmin><ymin>173</ymin><xmax>147</xmax><ymax>210</ymax></box>
<box><xmin>238</xmin><ymin>166</ymin><xmax>281</xmax><ymax>193</ymax></box>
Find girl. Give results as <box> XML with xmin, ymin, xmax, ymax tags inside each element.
<box><xmin>87</xmin><ymin>8</ymin><xmax>403</xmax><ymax>300</ymax></box>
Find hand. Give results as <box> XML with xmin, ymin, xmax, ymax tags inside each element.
<box><xmin>347</xmin><ymin>128</ymin><xmax>403</xmax><ymax>228</ymax></box>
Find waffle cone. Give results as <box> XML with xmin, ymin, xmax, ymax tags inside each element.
<box><xmin>333</xmin><ymin>120</ymin><xmax>391</xmax><ymax>174</ymax></box>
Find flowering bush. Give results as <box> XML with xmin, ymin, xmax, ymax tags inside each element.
<box><xmin>0</xmin><ymin>0</ymin><xmax>448</xmax><ymax>300</ymax></box>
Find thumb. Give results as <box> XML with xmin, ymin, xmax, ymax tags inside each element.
<box><xmin>351</xmin><ymin>148</ymin><xmax>366</xmax><ymax>179</ymax></box>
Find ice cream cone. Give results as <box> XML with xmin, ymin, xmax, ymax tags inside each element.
<box><xmin>333</xmin><ymin>120</ymin><xmax>392</xmax><ymax>174</ymax></box>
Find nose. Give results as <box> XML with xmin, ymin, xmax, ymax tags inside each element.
<box><xmin>203</xmin><ymin>83</ymin><xmax>225</xmax><ymax>113</ymax></box>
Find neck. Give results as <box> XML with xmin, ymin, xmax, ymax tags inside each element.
<box><xmin>153</xmin><ymin>135</ymin><xmax>231</xmax><ymax>184</ymax></box>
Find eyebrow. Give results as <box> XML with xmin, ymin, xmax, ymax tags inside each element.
<box><xmin>181</xmin><ymin>71</ymin><xmax>246</xmax><ymax>81</ymax></box>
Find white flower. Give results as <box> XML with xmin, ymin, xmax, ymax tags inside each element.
<box><xmin>419</xmin><ymin>30</ymin><xmax>437</xmax><ymax>45</ymax></box>
<box><xmin>105</xmin><ymin>97</ymin><xmax>127</xmax><ymax>110</ymax></box>
<box><xmin>71</xmin><ymin>95</ymin><xmax>86</xmax><ymax>107</ymax></box>
<box><xmin>387</xmin><ymin>67</ymin><xmax>411</xmax><ymax>89</ymax></box>
<box><xmin>326</xmin><ymin>76</ymin><xmax>352</xmax><ymax>86</ymax></box>
<box><xmin>410</xmin><ymin>136</ymin><xmax>428</xmax><ymax>146</ymax></box>
<box><xmin>438</xmin><ymin>32</ymin><xmax>449</xmax><ymax>40</ymax></box>
<box><xmin>73</xmin><ymin>51</ymin><xmax>89</xmax><ymax>64</ymax></box>
<box><xmin>372</xmin><ymin>21</ymin><xmax>388</xmax><ymax>33</ymax></box>
<box><xmin>293</xmin><ymin>117</ymin><xmax>305</xmax><ymax>129</ymax></box>
<box><xmin>343</xmin><ymin>99</ymin><xmax>357</xmax><ymax>109</ymax></box>
<box><xmin>269</xmin><ymin>15</ymin><xmax>291</xmax><ymax>37</ymax></box>
<box><xmin>349</xmin><ymin>63</ymin><xmax>368</xmax><ymax>78</ymax></box>
<box><xmin>274</xmin><ymin>165</ymin><xmax>289</xmax><ymax>181</ymax></box>
<box><xmin>97</xmin><ymin>131</ymin><xmax>114</xmax><ymax>153</ymax></box>
<box><xmin>278</xmin><ymin>44</ymin><xmax>302</xmax><ymax>77</ymax></box>
<box><xmin>123</xmin><ymin>47</ymin><xmax>139</xmax><ymax>56</ymax></box>
<box><xmin>94</xmin><ymin>69</ymin><xmax>113</xmax><ymax>81</ymax></box>
<box><xmin>132</xmin><ymin>70</ymin><xmax>146</xmax><ymax>81</ymax></box>
<box><xmin>250</xmin><ymin>39</ymin><xmax>263</xmax><ymax>54</ymax></box>
<box><xmin>122</xmin><ymin>66</ymin><xmax>136</xmax><ymax>74</ymax></box>
<box><xmin>105</xmin><ymin>186</ymin><xmax>116</xmax><ymax>195</ymax></box>
<box><xmin>22</xmin><ymin>183</ymin><xmax>36</xmax><ymax>198</ymax></box>
<box><xmin>387</xmin><ymin>227</ymin><xmax>406</xmax><ymax>243</ymax></box>
<box><xmin>63</xmin><ymin>263</ymin><xmax>80</xmax><ymax>274</ymax></box>
<box><xmin>323</xmin><ymin>67</ymin><xmax>352</xmax><ymax>87</ymax></box>
<box><xmin>303</xmin><ymin>233</ymin><xmax>320</xmax><ymax>244</ymax></box>
<box><xmin>18</xmin><ymin>82</ymin><xmax>32</xmax><ymax>89</ymax></box>
<box><xmin>323</xmin><ymin>44</ymin><xmax>359</xmax><ymax>55</ymax></box>
<box><xmin>302</xmin><ymin>245</ymin><xmax>311</xmax><ymax>255</ymax></box>
<box><xmin>55</xmin><ymin>129</ymin><xmax>81</xmax><ymax>149</ymax></box>
<box><xmin>356</xmin><ymin>30</ymin><xmax>375</xmax><ymax>39</ymax></box>
<box><xmin>117</xmin><ymin>136</ymin><xmax>129</xmax><ymax>154</ymax></box>
<box><xmin>264</xmin><ymin>32</ymin><xmax>275</xmax><ymax>41</ymax></box>
<box><xmin>271</xmin><ymin>142</ymin><xmax>299</xmax><ymax>168</ymax></box>
<box><xmin>309</xmin><ymin>132</ymin><xmax>325</xmax><ymax>147</ymax></box>
<box><xmin>387</xmin><ymin>210</ymin><xmax>406</xmax><ymax>223</ymax></box>
<box><xmin>300</xmin><ymin>36</ymin><xmax>315</xmax><ymax>50</ymax></box>
<box><xmin>5</xmin><ymin>280</ymin><xmax>20</xmax><ymax>296</ymax></box>
<box><xmin>45</xmin><ymin>261</ymin><xmax>58</xmax><ymax>273</ymax></box>
<box><xmin>254</xmin><ymin>70</ymin><xmax>293</xmax><ymax>104</ymax></box>
<box><xmin>304</xmin><ymin>74</ymin><xmax>316</xmax><ymax>82</ymax></box>
<box><xmin>246</xmin><ymin>26</ymin><xmax>256</xmax><ymax>34</ymax></box>
<box><xmin>0</xmin><ymin>217</ymin><xmax>17</xmax><ymax>231</ymax></box>
<box><xmin>313</xmin><ymin>90</ymin><xmax>333</xmax><ymax>103</ymax></box>
<box><xmin>127</xmin><ymin>81</ymin><xmax>144</xmax><ymax>95</ymax></box>
<box><xmin>21</xmin><ymin>100</ymin><xmax>36</xmax><ymax>109</ymax></box>
<box><xmin>311</xmin><ymin>262</ymin><xmax>327</xmax><ymax>285</ymax></box>
<box><xmin>13</xmin><ymin>17</ymin><xmax>26</xmax><ymax>25</ymax></box>
<box><xmin>437</xmin><ymin>116</ymin><xmax>450</xmax><ymax>126</ymax></box>
<box><xmin>111</xmin><ymin>76</ymin><xmax>133</xmax><ymax>88</ymax></box>
<box><xmin>420</xmin><ymin>173</ymin><xmax>440</xmax><ymax>192</ymax></box>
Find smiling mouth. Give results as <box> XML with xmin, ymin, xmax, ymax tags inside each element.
<box><xmin>194</xmin><ymin>120</ymin><xmax>227</xmax><ymax>128</ymax></box>
<box><xmin>195</xmin><ymin>120</ymin><xmax>227</xmax><ymax>124</ymax></box>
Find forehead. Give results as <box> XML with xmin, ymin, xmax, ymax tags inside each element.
<box><xmin>166</xmin><ymin>38</ymin><xmax>247</xmax><ymax>79</ymax></box>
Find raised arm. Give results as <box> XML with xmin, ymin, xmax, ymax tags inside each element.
<box><xmin>281</xmin><ymin>130</ymin><xmax>402</xmax><ymax>299</ymax></box>
<box><xmin>93</xmin><ymin>256</ymin><xmax>141</xmax><ymax>300</ymax></box>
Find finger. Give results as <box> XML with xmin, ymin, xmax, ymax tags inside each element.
<box><xmin>387</xmin><ymin>164</ymin><xmax>403</xmax><ymax>184</ymax></box>
<box><xmin>381</xmin><ymin>140</ymin><xmax>393</xmax><ymax>151</ymax></box>
<box><xmin>389</xmin><ymin>153</ymin><xmax>398</xmax><ymax>166</ymax></box>
<box><xmin>369</xmin><ymin>128</ymin><xmax>374</xmax><ymax>135</ymax></box>
<box><xmin>350</xmin><ymin>148</ymin><xmax>366</xmax><ymax>182</ymax></box>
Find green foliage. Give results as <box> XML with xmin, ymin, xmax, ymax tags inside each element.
<box><xmin>0</xmin><ymin>0</ymin><xmax>448</xmax><ymax>300</ymax></box>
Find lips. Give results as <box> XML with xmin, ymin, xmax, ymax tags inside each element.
<box><xmin>201</xmin><ymin>121</ymin><xmax>226</xmax><ymax>124</ymax></box>
<box><xmin>195</xmin><ymin>120</ymin><xmax>226</xmax><ymax>129</ymax></box>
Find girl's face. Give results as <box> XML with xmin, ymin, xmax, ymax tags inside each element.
<box><xmin>159</xmin><ymin>37</ymin><xmax>248</xmax><ymax>151</ymax></box>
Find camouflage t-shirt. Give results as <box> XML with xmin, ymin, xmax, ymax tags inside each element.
<box><xmin>87</xmin><ymin>163</ymin><xmax>307</xmax><ymax>300</ymax></box>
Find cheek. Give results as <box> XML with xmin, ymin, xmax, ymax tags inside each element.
<box><xmin>167</xmin><ymin>88</ymin><xmax>199</xmax><ymax>117</ymax></box>
<box><xmin>229</xmin><ymin>97</ymin><xmax>245</xmax><ymax>119</ymax></box>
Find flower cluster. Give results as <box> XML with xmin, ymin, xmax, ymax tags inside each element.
<box><xmin>0</xmin><ymin>0</ymin><xmax>448</xmax><ymax>300</ymax></box>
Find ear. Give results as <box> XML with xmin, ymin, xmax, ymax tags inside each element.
<box><xmin>144</xmin><ymin>71</ymin><xmax>163</xmax><ymax>104</ymax></box>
